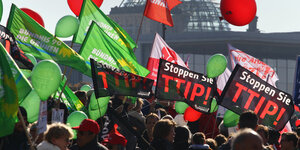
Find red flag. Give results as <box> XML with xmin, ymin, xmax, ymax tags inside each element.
<box><xmin>144</xmin><ymin>0</ymin><xmax>182</xmax><ymax>27</ymax></box>
<box><xmin>146</xmin><ymin>33</ymin><xmax>187</xmax><ymax>85</ymax></box>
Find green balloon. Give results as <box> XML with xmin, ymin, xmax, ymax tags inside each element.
<box><xmin>80</xmin><ymin>84</ymin><xmax>91</xmax><ymax>92</ymax></box>
<box><xmin>223</xmin><ymin>110</ymin><xmax>240</xmax><ymax>127</ymax></box>
<box><xmin>25</xmin><ymin>53</ymin><xmax>37</xmax><ymax>66</ymax></box>
<box><xmin>209</xmin><ymin>98</ymin><xmax>219</xmax><ymax>113</ymax></box>
<box><xmin>175</xmin><ymin>101</ymin><xmax>189</xmax><ymax>114</ymax></box>
<box><xmin>89</xmin><ymin>92</ymin><xmax>110</xmax><ymax>109</ymax></box>
<box><xmin>31</xmin><ymin>60</ymin><xmax>62</xmax><ymax>101</ymax></box>
<box><xmin>66</xmin><ymin>111</ymin><xmax>88</xmax><ymax>139</ymax></box>
<box><xmin>55</xmin><ymin>15</ymin><xmax>79</xmax><ymax>38</ymax></box>
<box><xmin>206</xmin><ymin>54</ymin><xmax>227</xmax><ymax>78</ymax></box>
<box><xmin>88</xmin><ymin>104</ymin><xmax>108</xmax><ymax>120</ymax></box>
<box><xmin>20</xmin><ymin>90</ymin><xmax>41</xmax><ymax>123</ymax></box>
<box><xmin>21</xmin><ymin>69</ymin><xmax>31</xmax><ymax>78</ymax></box>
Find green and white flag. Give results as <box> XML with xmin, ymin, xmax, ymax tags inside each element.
<box><xmin>79</xmin><ymin>22</ymin><xmax>149</xmax><ymax>77</ymax></box>
<box><xmin>0</xmin><ymin>43</ymin><xmax>32</xmax><ymax>103</ymax></box>
<box><xmin>7</xmin><ymin>4</ymin><xmax>91</xmax><ymax>76</ymax></box>
<box><xmin>0</xmin><ymin>43</ymin><xmax>19</xmax><ymax>137</ymax></box>
<box><xmin>73</xmin><ymin>0</ymin><xmax>137</xmax><ymax>54</ymax></box>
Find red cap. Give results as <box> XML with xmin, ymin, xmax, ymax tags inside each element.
<box><xmin>72</xmin><ymin>119</ymin><xmax>100</xmax><ymax>134</ymax></box>
<box><xmin>108</xmin><ymin>132</ymin><xmax>127</xmax><ymax>147</ymax></box>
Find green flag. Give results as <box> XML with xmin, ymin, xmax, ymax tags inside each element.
<box><xmin>55</xmin><ymin>77</ymin><xmax>87</xmax><ymax>113</ymax></box>
<box><xmin>0</xmin><ymin>42</ymin><xmax>32</xmax><ymax>103</ymax></box>
<box><xmin>80</xmin><ymin>22</ymin><xmax>149</xmax><ymax>77</ymax></box>
<box><xmin>0</xmin><ymin>43</ymin><xmax>19</xmax><ymax>137</ymax></box>
<box><xmin>73</xmin><ymin>0</ymin><xmax>136</xmax><ymax>53</ymax></box>
<box><xmin>7</xmin><ymin>4</ymin><xmax>91</xmax><ymax>76</ymax></box>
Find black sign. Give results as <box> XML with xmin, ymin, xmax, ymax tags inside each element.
<box><xmin>220</xmin><ymin>64</ymin><xmax>294</xmax><ymax>130</ymax></box>
<box><xmin>155</xmin><ymin>59</ymin><xmax>217</xmax><ymax>113</ymax></box>
<box><xmin>91</xmin><ymin>58</ymin><xmax>154</xmax><ymax>99</ymax></box>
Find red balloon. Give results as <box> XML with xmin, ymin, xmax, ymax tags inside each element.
<box><xmin>68</xmin><ymin>0</ymin><xmax>103</xmax><ymax>16</ymax></box>
<box><xmin>296</xmin><ymin>119</ymin><xmax>300</xmax><ymax>127</ymax></box>
<box><xmin>184</xmin><ymin>107</ymin><xmax>202</xmax><ymax>122</ymax></box>
<box><xmin>220</xmin><ymin>0</ymin><xmax>256</xmax><ymax>26</ymax></box>
<box><xmin>20</xmin><ymin>8</ymin><xmax>44</xmax><ymax>27</ymax></box>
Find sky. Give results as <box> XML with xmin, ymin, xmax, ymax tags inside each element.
<box><xmin>1</xmin><ymin>0</ymin><xmax>300</xmax><ymax>37</ymax></box>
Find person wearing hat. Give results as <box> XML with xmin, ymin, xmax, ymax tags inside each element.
<box><xmin>70</xmin><ymin>119</ymin><xmax>108</xmax><ymax>150</ymax></box>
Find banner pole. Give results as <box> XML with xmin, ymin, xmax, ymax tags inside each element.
<box><xmin>57</xmin><ymin>42</ymin><xmax>74</xmax><ymax>107</ymax></box>
<box><xmin>133</xmin><ymin>14</ymin><xmax>145</xmax><ymax>52</ymax></box>
<box><xmin>162</xmin><ymin>24</ymin><xmax>166</xmax><ymax>40</ymax></box>
<box><xmin>18</xmin><ymin>108</ymin><xmax>35</xmax><ymax>150</ymax></box>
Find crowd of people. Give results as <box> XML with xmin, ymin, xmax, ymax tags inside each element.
<box><xmin>1</xmin><ymin>88</ymin><xmax>300</xmax><ymax>150</ymax></box>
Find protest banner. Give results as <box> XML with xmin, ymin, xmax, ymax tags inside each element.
<box><xmin>7</xmin><ymin>4</ymin><xmax>90</xmax><ymax>76</ymax></box>
<box><xmin>155</xmin><ymin>59</ymin><xmax>217</xmax><ymax>113</ymax></box>
<box><xmin>228</xmin><ymin>44</ymin><xmax>279</xmax><ymax>86</ymax></box>
<box><xmin>146</xmin><ymin>33</ymin><xmax>187</xmax><ymax>85</ymax></box>
<box><xmin>220</xmin><ymin>64</ymin><xmax>294</xmax><ymax>130</ymax></box>
<box><xmin>91</xmin><ymin>59</ymin><xmax>154</xmax><ymax>99</ymax></box>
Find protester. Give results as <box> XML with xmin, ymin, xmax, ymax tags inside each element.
<box><xmin>0</xmin><ymin>106</ymin><xmax>30</xmax><ymax>150</ymax></box>
<box><xmin>214</xmin><ymin>134</ymin><xmax>227</xmax><ymax>148</ymax></box>
<box><xmin>155</xmin><ymin>108</ymin><xmax>168</xmax><ymax>119</ymax></box>
<box><xmin>206</xmin><ymin>138</ymin><xmax>217</xmax><ymax>150</ymax></box>
<box><xmin>188</xmin><ymin>132</ymin><xmax>210</xmax><ymax>150</ymax></box>
<box><xmin>37</xmin><ymin>123</ymin><xmax>73</xmax><ymax>150</ymax></box>
<box><xmin>231</xmin><ymin>128</ymin><xmax>263</xmax><ymax>150</ymax></box>
<box><xmin>173</xmin><ymin>126</ymin><xmax>191</xmax><ymax>150</ymax></box>
<box><xmin>149</xmin><ymin>119</ymin><xmax>176</xmax><ymax>150</ymax></box>
<box><xmin>70</xmin><ymin>119</ymin><xmax>108</xmax><ymax>150</ymax></box>
<box><xmin>268</xmin><ymin>128</ymin><xmax>280</xmax><ymax>150</ymax></box>
<box><xmin>218</xmin><ymin>110</ymin><xmax>258</xmax><ymax>150</ymax></box>
<box><xmin>138</xmin><ymin>113</ymin><xmax>159</xmax><ymax>149</ymax></box>
<box><xmin>29</xmin><ymin>122</ymin><xmax>44</xmax><ymax>146</ymax></box>
<box><xmin>280</xmin><ymin>132</ymin><xmax>298</xmax><ymax>150</ymax></box>
<box><xmin>104</xmin><ymin>125</ymin><xmax>127</xmax><ymax>150</ymax></box>
<box><xmin>256</xmin><ymin>125</ymin><xmax>269</xmax><ymax>146</ymax></box>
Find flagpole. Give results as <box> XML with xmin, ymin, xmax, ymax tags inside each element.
<box><xmin>18</xmin><ymin>108</ymin><xmax>35</xmax><ymax>150</ymax></box>
<box><xmin>57</xmin><ymin>42</ymin><xmax>74</xmax><ymax>107</ymax></box>
<box><xmin>162</xmin><ymin>24</ymin><xmax>166</xmax><ymax>40</ymax></box>
<box><xmin>134</xmin><ymin>14</ymin><xmax>145</xmax><ymax>52</ymax></box>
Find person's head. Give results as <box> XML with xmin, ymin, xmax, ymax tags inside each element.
<box><xmin>206</xmin><ymin>138</ymin><xmax>217</xmax><ymax>150</ymax></box>
<box><xmin>145</xmin><ymin>113</ymin><xmax>159</xmax><ymax>132</ymax></box>
<box><xmin>256</xmin><ymin>125</ymin><xmax>269</xmax><ymax>145</ymax></box>
<box><xmin>192</xmin><ymin>132</ymin><xmax>206</xmax><ymax>145</ymax></box>
<box><xmin>231</xmin><ymin>128</ymin><xmax>263</xmax><ymax>150</ymax></box>
<box><xmin>174</xmin><ymin>126</ymin><xmax>191</xmax><ymax>143</ymax></box>
<box><xmin>214</xmin><ymin>134</ymin><xmax>227</xmax><ymax>147</ymax></box>
<box><xmin>45</xmin><ymin>123</ymin><xmax>73</xmax><ymax>150</ymax></box>
<box><xmin>153</xmin><ymin>119</ymin><xmax>176</xmax><ymax>142</ymax></box>
<box><xmin>155</xmin><ymin>108</ymin><xmax>167</xmax><ymax>119</ymax></box>
<box><xmin>238</xmin><ymin>110</ymin><xmax>258</xmax><ymax>130</ymax></box>
<box><xmin>280</xmin><ymin>132</ymin><xmax>298</xmax><ymax>150</ymax></box>
<box><xmin>75</xmin><ymin>90</ymin><xmax>88</xmax><ymax>106</ymax></box>
<box><xmin>268</xmin><ymin>128</ymin><xmax>280</xmax><ymax>145</ymax></box>
<box><xmin>72</xmin><ymin>119</ymin><xmax>100</xmax><ymax>147</ymax></box>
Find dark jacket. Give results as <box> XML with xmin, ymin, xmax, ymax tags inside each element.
<box><xmin>148</xmin><ymin>138</ymin><xmax>173</xmax><ymax>150</ymax></box>
<box><xmin>70</xmin><ymin>138</ymin><xmax>108</xmax><ymax>150</ymax></box>
<box><xmin>188</xmin><ymin>144</ymin><xmax>211</xmax><ymax>150</ymax></box>
<box><xmin>0</xmin><ymin>132</ymin><xmax>30</xmax><ymax>150</ymax></box>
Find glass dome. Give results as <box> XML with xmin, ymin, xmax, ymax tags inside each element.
<box><xmin>119</xmin><ymin>0</ymin><xmax>230</xmax><ymax>32</ymax></box>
